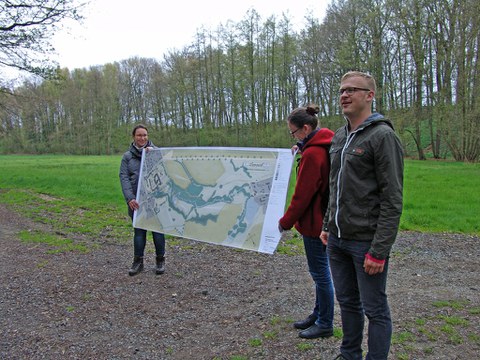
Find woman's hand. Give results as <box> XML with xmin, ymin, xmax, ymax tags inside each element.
<box><xmin>320</xmin><ymin>231</ymin><xmax>328</xmax><ymax>245</ymax></box>
<box><xmin>128</xmin><ymin>199</ymin><xmax>139</xmax><ymax>211</ymax></box>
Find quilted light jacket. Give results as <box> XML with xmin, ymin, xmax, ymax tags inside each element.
<box><xmin>119</xmin><ymin>140</ymin><xmax>154</xmax><ymax>204</ymax></box>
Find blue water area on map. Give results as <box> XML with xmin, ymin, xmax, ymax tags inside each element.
<box><xmin>186</xmin><ymin>182</ymin><xmax>203</xmax><ymax>196</ymax></box>
<box><xmin>147</xmin><ymin>158</ymin><xmax>261</xmax><ymax>236</ymax></box>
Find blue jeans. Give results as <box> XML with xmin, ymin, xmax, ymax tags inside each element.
<box><xmin>133</xmin><ymin>228</ymin><xmax>165</xmax><ymax>258</ymax></box>
<box><xmin>327</xmin><ymin>233</ymin><xmax>391</xmax><ymax>360</ymax></box>
<box><xmin>303</xmin><ymin>235</ymin><xmax>334</xmax><ymax>329</ymax></box>
<box><xmin>129</xmin><ymin>208</ymin><xmax>165</xmax><ymax>258</ymax></box>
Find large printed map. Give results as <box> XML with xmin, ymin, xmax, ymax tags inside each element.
<box><xmin>133</xmin><ymin>147</ymin><xmax>294</xmax><ymax>254</ymax></box>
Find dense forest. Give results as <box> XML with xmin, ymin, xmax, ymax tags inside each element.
<box><xmin>1</xmin><ymin>0</ymin><xmax>479</xmax><ymax>161</ymax></box>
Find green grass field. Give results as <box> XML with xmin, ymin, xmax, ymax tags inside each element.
<box><xmin>402</xmin><ymin>160</ymin><xmax>479</xmax><ymax>234</ymax></box>
<box><xmin>0</xmin><ymin>155</ymin><xmax>479</xmax><ymax>236</ymax></box>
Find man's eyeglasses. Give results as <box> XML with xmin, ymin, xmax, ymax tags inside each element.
<box><xmin>339</xmin><ymin>87</ymin><xmax>371</xmax><ymax>95</ymax></box>
<box><xmin>289</xmin><ymin>127</ymin><xmax>301</xmax><ymax>136</ymax></box>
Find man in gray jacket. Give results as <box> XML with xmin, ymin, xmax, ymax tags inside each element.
<box><xmin>321</xmin><ymin>71</ymin><xmax>403</xmax><ymax>360</ymax></box>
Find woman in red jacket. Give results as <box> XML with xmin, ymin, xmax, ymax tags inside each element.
<box><xmin>278</xmin><ymin>104</ymin><xmax>335</xmax><ymax>339</ymax></box>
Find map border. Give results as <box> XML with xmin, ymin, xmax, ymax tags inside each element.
<box><xmin>133</xmin><ymin>147</ymin><xmax>294</xmax><ymax>254</ymax></box>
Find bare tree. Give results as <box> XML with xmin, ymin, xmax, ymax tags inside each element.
<box><xmin>2</xmin><ymin>2</ymin><xmax>479</xmax><ymax>159</ymax></box>
<box><xmin>0</xmin><ymin>0</ymin><xmax>84</xmax><ymax>79</ymax></box>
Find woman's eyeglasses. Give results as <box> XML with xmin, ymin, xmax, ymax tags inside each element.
<box><xmin>289</xmin><ymin>128</ymin><xmax>301</xmax><ymax>136</ymax></box>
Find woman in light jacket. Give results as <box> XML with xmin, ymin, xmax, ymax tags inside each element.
<box><xmin>119</xmin><ymin>124</ymin><xmax>165</xmax><ymax>276</ymax></box>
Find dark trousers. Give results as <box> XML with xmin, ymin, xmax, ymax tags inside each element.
<box><xmin>133</xmin><ymin>228</ymin><xmax>165</xmax><ymax>258</ymax></box>
<box><xmin>327</xmin><ymin>233</ymin><xmax>392</xmax><ymax>360</ymax></box>
<box><xmin>129</xmin><ymin>207</ymin><xmax>165</xmax><ymax>258</ymax></box>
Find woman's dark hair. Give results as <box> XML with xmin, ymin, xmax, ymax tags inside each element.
<box><xmin>287</xmin><ymin>104</ymin><xmax>320</xmax><ymax>128</ymax></box>
<box><xmin>132</xmin><ymin>124</ymin><xmax>148</xmax><ymax>136</ymax></box>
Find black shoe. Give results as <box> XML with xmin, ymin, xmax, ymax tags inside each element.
<box><xmin>128</xmin><ymin>256</ymin><xmax>144</xmax><ymax>276</ymax></box>
<box><xmin>333</xmin><ymin>354</ymin><xmax>347</xmax><ymax>360</ymax></box>
<box><xmin>293</xmin><ymin>313</ymin><xmax>317</xmax><ymax>330</ymax></box>
<box><xmin>155</xmin><ymin>256</ymin><xmax>165</xmax><ymax>275</ymax></box>
<box><xmin>299</xmin><ymin>324</ymin><xmax>333</xmax><ymax>339</ymax></box>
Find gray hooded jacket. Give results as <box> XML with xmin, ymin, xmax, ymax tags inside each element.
<box><xmin>323</xmin><ymin>113</ymin><xmax>404</xmax><ymax>260</ymax></box>
<box><xmin>119</xmin><ymin>140</ymin><xmax>154</xmax><ymax>204</ymax></box>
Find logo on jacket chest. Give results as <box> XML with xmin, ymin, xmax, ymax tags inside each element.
<box><xmin>352</xmin><ymin>147</ymin><xmax>365</xmax><ymax>155</ymax></box>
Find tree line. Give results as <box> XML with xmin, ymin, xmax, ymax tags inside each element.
<box><xmin>1</xmin><ymin>0</ymin><xmax>479</xmax><ymax>161</ymax></box>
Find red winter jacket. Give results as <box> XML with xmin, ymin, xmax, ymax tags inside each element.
<box><xmin>279</xmin><ymin>128</ymin><xmax>334</xmax><ymax>237</ymax></box>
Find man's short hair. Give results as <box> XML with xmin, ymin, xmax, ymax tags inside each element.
<box><xmin>341</xmin><ymin>71</ymin><xmax>377</xmax><ymax>93</ymax></box>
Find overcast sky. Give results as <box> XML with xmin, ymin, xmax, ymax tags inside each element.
<box><xmin>51</xmin><ymin>0</ymin><xmax>329</xmax><ymax>70</ymax></box>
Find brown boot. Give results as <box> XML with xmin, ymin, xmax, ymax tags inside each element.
<box><xmin>128</xmin><ymin>256</ymin><xmax>144</xmax><ymax>276</ymax></box>
<box><xmin>155</xmin><ymin>256</ymin><xmax>165</xmax><ymax>275</ymax></box>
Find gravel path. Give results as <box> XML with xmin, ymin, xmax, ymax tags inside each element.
<box><xmin>0</xmin><ymin>206</ymin><xmax>479</xmax><ymax>359</ymax></box>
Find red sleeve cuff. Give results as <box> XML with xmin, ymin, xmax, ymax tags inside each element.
<box><xmin>365</xmin><ymin>253</ymin><xmax>385</xmax><ymax>265</ymax></box>
<box><xmin>278</xmin><ymin>218</ymin><xmax>291</xmax><ymax>231</ymax></box>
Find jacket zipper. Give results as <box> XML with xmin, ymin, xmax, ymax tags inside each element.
<box><xmin>334</xmin><ymin>131</ymin><xmax>357</xmax><ymax>238</ymax></box>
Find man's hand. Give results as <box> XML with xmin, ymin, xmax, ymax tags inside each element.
<box><xmin>363</xmin><ymin>256</ymin><xmax>385</xmax><ymax>275</ymax></box>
